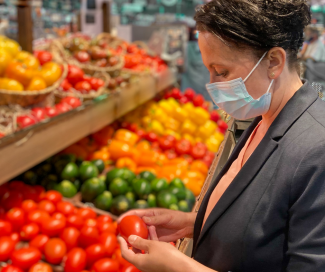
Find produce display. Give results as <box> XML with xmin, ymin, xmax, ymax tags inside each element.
<box><xmin>0</xmin><ymin>36</ymin><xmax>62</xmax><ymax>92</ymax></box>
<box><xmin>0</xmin><ymin>182</ymin><xmax>140</xmax><ymax>272</ymax></box>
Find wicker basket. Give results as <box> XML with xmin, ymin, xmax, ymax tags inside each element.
<box><xmin>55</xmin><ymin>71</ymin><xmax>110</xmax><ymax>101</ymax></box>
<box><xmin>53</xmin><ymin>38</ymin><xmax>124</xmax><ymax>76</ymax></box>
<box><xmin>0</xmin><ymin>63</ymin><xmax>68</xmax><ymax>107</ymax></box>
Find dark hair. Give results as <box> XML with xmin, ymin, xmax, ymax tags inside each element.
<box><xmin>194</xmin><ymin>0</ymin><xmax>311</xmax><ymax>71</ymax></box>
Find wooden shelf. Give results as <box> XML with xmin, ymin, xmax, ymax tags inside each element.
<box><xmin>0</xmin><ymin>70</ymin><xmax>176</xmax><ymax>184</ymax></box>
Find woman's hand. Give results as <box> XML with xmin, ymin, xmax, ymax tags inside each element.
<box><xmin>118</xmin><ymin>208</ymin><xmax>196</xmax><ymax>242</ymax></box>
<box><xmin>118</xmin><ymin>235</ymin><xmax>217</xmax><ymax>272</ymax></box>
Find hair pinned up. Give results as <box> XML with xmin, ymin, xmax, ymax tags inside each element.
<box><xmin>194</xmin><ymin>0</ymin><xmax>311</xmax><ymax>70</ymax></box>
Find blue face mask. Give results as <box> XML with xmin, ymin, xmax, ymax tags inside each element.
<box><xmin>206</xmin><ymin>52</ymin><xmax>274</xmax><ymax>120</ymax></box>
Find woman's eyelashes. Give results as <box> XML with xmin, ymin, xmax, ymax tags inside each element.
<box><xmin>214</xmin><ymin>69</ymin><xmax>228</xmax><ymax>77</ymax></box>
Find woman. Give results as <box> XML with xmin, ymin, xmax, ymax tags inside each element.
<box><xmin>118</xmin><ymin>1</ymin><xmax>325</xmax><ymax>271</ymax></box>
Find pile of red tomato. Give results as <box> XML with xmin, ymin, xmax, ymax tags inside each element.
<box><xmin>0</xmin><ymin>181</ymin><xmax>139</xmax><ymax>272</ymax></box>
<box><xmin>60</xmin><ymin>65</ymin><xmax>105</xmax><ymax>94</ymax></box>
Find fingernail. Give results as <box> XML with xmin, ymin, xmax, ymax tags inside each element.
<box><xmin>128</xmin><ymin>235</ymin><xmax>137</xmax><ymax>243</ymax></box>
<box><xmin>143</xmin><ymin>217</ymin><xmax>151</xmax><ymax>223</ymax></box>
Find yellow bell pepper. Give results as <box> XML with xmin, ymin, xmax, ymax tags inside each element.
<box><xmin>213</xmin><ymin>131</ymin><xmax>225</xmax><ymax>142</ymax></box>
<box><xmin>142</xmin><ymin>116</ymin><xmax>151</xmax><ymax>128</ymax></box>
<box><xmin>149</xmin><ymin>120</ymin><xmax>165</xmax><ymax>135</ymax></box>
<box><xmin>0</xmin><ymin>49</ymin><xmax>12</xmax><ymax>76</ymax></box>
<box><xmin>114</xmin><ymin>129</ymin><xmax>139</xmax><ymax>145</ymax></box>
<box><xmin>0</xmin><ymin>38</ymin><xmax>20</xmax><ymax>57</ymax></box>
<box><xmin>165</xmin><ymin>130</ymin><xmax>181</xmax><ymax>140</ymax></box>
<box><xmin>181</xmin><ymin>120</ymin><xmax>197</xmax><ymax>135</ymax></box>
<box><xmin>182</xmin><ymin>102</ymin><xmax>195</xmax><ymax>114</ymax></box>
<box><xmin>206</xmin><ymin>137</ymin><xmax>222</xmax><ymax>152</ymax></box>
<box><xmin>173</xmin><ymin>107</ymin><xmax>188</xmax><ymax>122</ymax></box>
<box><xmin>197</xmin><ymin>120</ymin><xmax>217</xmax><ymax>139</ymax></box>
<box><xmin>158</xmin><ymin>100</ymin><xmax>174</xmax><ymax>115</ymax></box>
<box><xmin>167</xmin><ymin>97</ymin><xmax>180</xmax><ymax>108</ymax></box>
<box><xmin>164</xmin><ymin>117</ymin><xmax>180</xmax><ymax>131</ymax></box>
<box><xmin>190</xmin><ymin>107</ymin><xmax>210</xmax><ymax>126</ymax></box>
<box><xmin>150</xmin><ymin>107</ymin><xmax>167</xmax><ymax>124</ymax></box>
<box><xmin>183</xmin><ymin>133</ymin><xmax>195</xmax><ymax>145</ymax></box>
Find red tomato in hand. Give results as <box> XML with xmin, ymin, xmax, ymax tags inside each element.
<box><xmin>100</xmin><ymin>232</ymin><xmax>117</xmax><ymax>256</ymax></box>
<box><xmin>6</xmin><ymin>208</ymin><xmax>25</xmax><ymax>232</ymax></box>
<box><xmin>2</xmin><ymin>191</ymin><xmax>23</xmax><ymax>210</ymax></box>
<box><xmin>118</xmin><ymin>215</ymin><xmax>148</xmax><ymax>243</ymax></box>
<box><xmin>11</xmin><ymin>247</ymin><xmax>41</xmax><ymax>270</ymax></box>
<box><xmin>44</xmin><ymin>238</ymin><xmax>67</xmax><ymax>265</ymax></box>
<box><xmin>44</xmin><ymin>191</ymin><xmax>62</xmax><ymax>204</ymax></box>
<box><xmin>77</xmin><ymin>208</ymin><xmax>96</xmax><ymax>220</ymax></box>
<box><xmin>91</xmin><ymin>258</ymin><xmax>119</xmax><ymax>272</ymax></box>
<box><xmin>29</xmin><ymin>234</ymin><xmax>49</xmax><ymax>253</ymax></box>
<box><xmin>85</xmin><ymin>243</ymin><xmax>106</xmax><ymax>268</ymax></box>
<box><xmin>20</xmin><ymin>223</ymin><xmax>39</xmax><ymax>241</ymax></box>
<box><xmin>79</xmin><ymin>226</ymin><xmax>99</xmax><ymax>248</ymax></box>
<box><xmin>67</xmin><ymin>214</ymin><xmax>84</xmax><ymax>229</ymax></box>
<box><xmin>60</xmin><ymin>227</ymin><xmax>80</xmax><ymax>251</ymax></box>
<box><xmin>56</xmin><ymin>201</ymin><xmax>75</xmax><ymax>216</ymax></box>
<box><xmin>0</xmin><ymin>236</ymin><xmax>15</xmax><ymax>261</ymax></box>
<box><xmin>1</xmin><ymin>266</ymin><xmax>23</xmax><ymax>272</ymax></box>
<box><xmin>38</xmin><ymin>200</ymin><xmax>56</xmax><ymax>215</ymax></box>
<box><xmin>41</xmin><ymin>217</ymin><xmax>66</xmax><ymax>237</ymax></box>
<box><xmin>27</xmin><ymin>210</ymin><xmax>50</xmax><ymax>226</ymax></box>
<box><xmin>64</xmin><ymin>248</ymin><xmax>87</xmax><ymax>272</ymax></box>
<box><xmin>0</xmin><ymin>220</ymin><xmax>12</xmax><ymax>237</ymax></box>
<box><xmin>67</xmin><ymin>65</ymin><xmax>84</xmax><ymax>85</ymax></box>
<box><xmin>29</xmin><ymin>262</ymin><xmax>53</xmax><ymax>272</ymax></box>
<box><xmin>75</xmin><ymin>81</ymin><xmax>92</xmax><ymax>93</ymax></box>
<box><xmin>21</xmin><ymin>200</ymin><xmax>38</xmax><ymax>213</ymax></box>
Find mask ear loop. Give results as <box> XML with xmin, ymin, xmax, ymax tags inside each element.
<box><xmin>243</xmin><ymin>51</ymin><xmax>268</xmax><ymax>82</ymax></box>
<box><xmin>266</xmin><ymin>79</ymin><xmax>274</xmax><ymax>94</ymax></box>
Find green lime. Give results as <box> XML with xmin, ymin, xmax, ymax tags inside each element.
<box><xmin>79</xmin><ymin>161</ymin><xmax>99</xmax><ymax>181</ymax></box>
<box><xmin>139</xmin><ymin>171</ymin><xmax>156</xmax><ymax>182</ymax></box>
<box><xmin>169</xmin><ymin>204</ymin><xmax>179</xmax><ymax>211</ymax></box>
<box><xmin>109</xmin><ymin>178</ymin><xmax>129</xmax><ymax>197</ymax></box>
<box><xmin>178</xmin><ymin>200</ymin><xmax>190</xmax><ymax>212</ymax></box>
<box><xmin>151</xmin><ymin>178</ymin><xmax>168</xmax><ymax>193</ymax></box>
<box><xmin>185</xmin><ymin>188</ymin><xmax>196</xmax><ymax>207</ymax></box>
<box><xmin>106</xmin><ymin>168</ymin><xmax>125</xmax><ymax>184</ymax></box>
<box><xmin>133</xmin><ymin>200</ymin><xmax>149</xmax><ymax>209</ymax></box>
<box><xmin>125</xmin><ymin>192</ymin><xmax>136</xmax><ymax>206</ymax></box>
<box><xmin>133</xmin><ymin>179</ymin><xmax>151</xmax><ymax>199</ymax></box>
<box><xmin>94</xmin><ymin>191</ymin><xmax>113</xmax><ymax>211</ymax></box>
<box><xmin>120</xmin><ymin>168</ymin><xmax>136</xmax><ymax>184</ymax></box>
<box><xmin>23</xmin><ymin>171</ymin><xmax>38</xmax><ymax>185</ymax></box>
<box><xmin>110</xmin><ymin>196</ymin><xmax>131</xmax><ymax>215</ymax></box>
<box><xmin>81</xmin><ymin>177</ymin><xmax>106</xmax><ymax>202</ymax></box>
<box><xmin>55</xmin><ymin>180</ymin><xmax>77</xmax><ymax>198</ymax></box>
<box><xmin>99</xmin><ymin>175</ymin><xmax>106</xmax><ymax>183</ymax></box>
<box><xmin>147</xmin><ymin>194</ymin><xmax>157</xmax><ymax>208</ymax></box>
<box><xmin>168</xmin><ymin>186</ymin><xmax>186</xmax><ymax>200</ymax></box>
<box><xmin>157</xmin><ymin>190</ymin><xmax>178</xmax><ymax>208</ymax></box>
<box><xmin>61</xmin><ymin>162</ymin><xmax>79</xmax><ymax>181</ymax></box>
<box><xmin>169</xmin><ymin>178</ymin><xmax>185</xmax><ymax>189</ymax></box>
<box><xmin>91</xmin><ymin>159</ymin><xmax>105</xmax><ymax>173</ymax></box>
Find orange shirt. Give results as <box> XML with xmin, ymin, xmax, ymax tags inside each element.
<box><xmin>202</xmin><ymin>121</ymin><xmax>263</xmax><ymax>227</ymax></box>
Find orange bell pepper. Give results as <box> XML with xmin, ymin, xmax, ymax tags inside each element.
<box><xmin>114</xmin><ymin>129</ymin><xmax>139</xmax><ymax>146</ymax></box>
<box><xmin>137</xmin><ymin>151</ymin><xmax>161</xmax><ymax>167</ymax></box>
<box><xmin>184</xmin><ymin>179</ymin><xmax>202</xmax><ymax>196</ymax></box>
<box><xmin>116</xmin><ymin>157</ymin><xmax>137</xmax><ymax>172</ymax></box>
<box><xmin>190</xmin><ymin>160</ymin><xmax>209</xmax><ymax>176</ymax></box>
<box><xmin>107</xmin><ymin>140</ymin><xmax>134</xmax><ymax>160</ymax></box>
<box><xmin>90</xmin><ymin>150</ymin><xmax>110</xmax><ymax>161</ymax></box>
<box><xmin>136</xmin><ymin>141</ymin><xmax>151</xmax><ymax>152</ymax></box>
<box><xmin>92</xmin><ymin>126</ymin><xmax>114</xmax><ymax>146</ymax></box>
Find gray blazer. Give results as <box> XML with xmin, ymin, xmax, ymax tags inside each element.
<box><xmin>193</xmin><ymin>81</ymin><xmax>325</xmax><ymax>272</ymax></box>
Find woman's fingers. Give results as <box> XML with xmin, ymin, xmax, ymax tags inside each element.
<box><xmin>143</xmin><ymin>213</ymin><xmax>172</xmax><ymax>226</ymax></box>
<box><xmin>128</xmin><ymin>235</ymin><xmax>151</xmax><ymax>251</ymax></box>
<box><xmin>149</xmin><ymin>225</ymin><xmax>159</xmax><ymax>241</ymax></box>
<box><xmin>118</xmin><ymin>209</ymin><xmax>156</xmax><ymax>223</ymax></box>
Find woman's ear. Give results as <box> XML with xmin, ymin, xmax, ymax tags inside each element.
<box><xmin>267</xmin><ymin>47</ymin><xmax>286</xmax><ymax>79</ymax></box>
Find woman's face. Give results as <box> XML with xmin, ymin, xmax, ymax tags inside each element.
<box><xmin>198</xmin><ymin>31</ymin><xmax>272</xmax><ymax>100</ymax></box>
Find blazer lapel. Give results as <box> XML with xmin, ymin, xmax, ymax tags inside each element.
<box><xmin>192</xmin><ymin>81</ymin><xmax>319</xmax><ymax>255</ymax></box>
